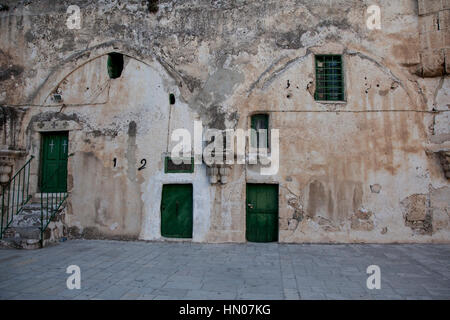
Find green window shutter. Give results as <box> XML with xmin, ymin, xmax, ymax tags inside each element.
<box><xmin>314</xmin><ymin>55</ymin><xmax>344</xmax><ymax>101</ymax></box>
<box><xmin>251</xmin><ymin>114</ymin><xmax>269</xmax><ymax>149</ymax></box>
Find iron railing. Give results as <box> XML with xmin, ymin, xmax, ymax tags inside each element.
<box><xmin>40</xmin><ymin>162</ymin><xmax>69</xmax><ymax>247</ymax></box>
<box><xmin>0</xmin><ymin>156</ymin><xmax>34</xmax><ymax>239</ymax></box>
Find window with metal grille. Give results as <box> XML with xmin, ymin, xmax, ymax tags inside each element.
<box><xmin>314</xmin><ymin>55</ymin><xmax>344</xmax><ymax>101</ymax></box>
<box><xmin>251</xmin><ymin>114</ymin><xmax>269</xmax><ymax>149</ymax></box>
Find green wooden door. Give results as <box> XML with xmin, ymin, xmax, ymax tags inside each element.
<box><xmin>161</xmin><ymin>184</ymin><xmax>193</xmax><ymax>238</ymax></box>
<box><xmin>246</xmin><ymin>184</ymin><xmax>279</xmax><ymax>242</ymax></box>
<box><xmin>40</xmin><ymin>132</ymin><xmax>68</xmax><ymax>192</ymax></box>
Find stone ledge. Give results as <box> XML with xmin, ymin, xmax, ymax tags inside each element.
<box><xmin>32</xmin><ymin>120</ymin><xmax>81</xmax><ymax>132</ymax></box>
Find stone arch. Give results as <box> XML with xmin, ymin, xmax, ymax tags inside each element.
<box><xmin>28</xmin><ymin>41</ymin><xmax>191</xmax><ymax>106</ymax></box>
<box><xmin>246</xmin><ymin>46</ymin><xmax>425</xmax><ymax>110</ymax></box>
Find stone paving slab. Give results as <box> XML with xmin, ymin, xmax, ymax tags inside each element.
<box><xmin>0</xmin><ymin>240</ymin><xmax>449</xmax><ymax>300</ymax></box>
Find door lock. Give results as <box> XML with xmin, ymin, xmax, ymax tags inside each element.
<box><xmin>247</xmin><ymin>203</ymin><xmax>254</xmax><ymax>209</ymax></box>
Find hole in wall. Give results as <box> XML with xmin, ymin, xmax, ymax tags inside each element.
<box><xmin>107</xmin><ymin>53</ymin><xmax>124</xmax><ymax>79</ymax></box>
<box><xmin>169</xmin><ymin>93</ymin><xmax>176</xmax><ymax>105</ymax></box>
<box><xmin>147</xmin><ymin>0</ymin><xmax>159</xmax><ymax>13</ymax></box>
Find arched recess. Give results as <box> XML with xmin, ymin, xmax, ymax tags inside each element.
<box><xmin>246</xmin><ymin>46</ymin><xmax>425</xmax><ymax>111</ymax></box>
<box><xmin>20</xmin><ymin>41</ymin><xmax>203</xmax><ymax>240</ymax></box>
<box><xmin>28</xmin><ymin>40</ymin><xmax>192</xmax><ymax>106</ymax></box>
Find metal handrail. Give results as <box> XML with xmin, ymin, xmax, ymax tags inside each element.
<box><xmin>0</xmin><ymin>156</ymin><xmax>34</xmax><ymax>239</ymax></box>
<box><xmin>39</xmin><ymin>160</ymin><xmax>70</xmax><ymax>247</ymax></box>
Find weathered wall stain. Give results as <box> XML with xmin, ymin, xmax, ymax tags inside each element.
<box><xmin>0</xmin><ymin>0</ymin><xmax>448</xmax><ymax>243</ymax></box>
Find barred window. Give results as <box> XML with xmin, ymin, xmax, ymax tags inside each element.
<box><xmin>314</xmin><ymin>55</ymin><xmax>344</xmax><ymax>101</ymax></box>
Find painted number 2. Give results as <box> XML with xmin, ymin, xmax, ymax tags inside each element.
<box><xmin>138</xmin><ymin>159</ymin><xmax>147</xmax><ymax>171</ymax></box>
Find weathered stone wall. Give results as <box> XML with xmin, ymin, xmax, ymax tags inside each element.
<box><xmin>418</xmin><ymin>0</ymin><xmax>450</xmax><ymax>76</ymax></box>
<box><xmin>0</xmin><ymin>0</ymin><xmax>449</xmax><ymax>243</ymax></box>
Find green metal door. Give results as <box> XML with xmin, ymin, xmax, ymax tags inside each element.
<box><xmin>161</xmin><ymin>184</ymin><xmax>193</xmax><ymax>238</ymax></box>
<box><xmin>40</xmin><ymin>132</ymin><xmax>68</xmax><ymax>192</ymax></box>
<box><xmin>246</xmin><ymin>184</ymin><xmax>279</xmax><ymax>242</ymax></box>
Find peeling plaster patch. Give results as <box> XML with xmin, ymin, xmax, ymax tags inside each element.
<box><xmin>190</xmin><ymin>67</ymin><xmax>244</xmax><ymax>129</ymax></box>
<box><xmin>287</xmin><ymin>196</ymin><xmax>304</xmax><ymax>222</ymax></box>
<box><xmin>275</xmin><ymin>29</ymin><xmax>306</xmax><ymax>49</ymax></box>
<box><xmin>317</xmin><ymin>216</ymin><xmax>339</xmax><ymax>232</ymax></box>
<box><xmin>351</xmin><ymin>208</ymin><xmax>375</xmax><ymax>231</ymax></box>
<box><xmin>401</xmin><ymin>194</ymin><xmax>432</xmax><ymax>235</ymax></box>
<box><xmin>402</xmin><ymin>194</ymin><xmax>428</xmax><ymax>221</ymax></box>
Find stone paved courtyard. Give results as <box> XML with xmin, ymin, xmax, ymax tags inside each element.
<box><xmin>0</xmin><ymin>240</ymin><xmax>449</xmax><ymax>300</ymax></box>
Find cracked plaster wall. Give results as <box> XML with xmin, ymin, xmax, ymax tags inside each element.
<box><xmin>0</xmin><ymin>0</ymin><xmax>449</xmax><ymax>243</ymax></box>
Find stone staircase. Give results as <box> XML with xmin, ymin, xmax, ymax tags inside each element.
<box><xmin>0</xmin><ymin>202</ymin><xmax>66</xmax><ymax>250</ymax></box>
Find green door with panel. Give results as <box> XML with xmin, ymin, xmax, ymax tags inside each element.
<box><xmin>40</xmin><ymin>132</ymin><xmax>68</xmax><ymax>193</ymax></box>
<box><xmin>161</xmin><ymin>184</ymin><xmax>193</xmax><ymax>238</ymax></box>
<box><xmin>246</xmin><ymin>184</ymin><xmax>279</xmax><ymax>242</ymax></box>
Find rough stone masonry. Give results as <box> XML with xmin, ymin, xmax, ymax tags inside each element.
<box><xmin>0</xmin><ymin>0</ymin><xmax>449</xmax><ymax>244</ymax></box>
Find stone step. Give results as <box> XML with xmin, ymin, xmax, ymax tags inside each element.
<box><xmin>0</xmin><ymin>237</ymin><xmax>41</xmax><ymax>250</ymax></box>
<box><xmin>10</xmin><ymin>211</ymin><xmax>41</xmax><ymax>227</ymax></box>
<box><xmin>20</xmin><ymin>202</ymin><xmax>65</xmax><ymax>215</ymax></box>
<box><xmin>3</xmin><ymin>203</ymin><xmax>64</xmax><ymax>232</ymax></box>
<box><xmin>1</xmin><ymin>200</ymin><xmax>67</xmax><ymax>250</ymax></box>
<box><xmin>21</xmin><ymin>203</ymin><xmax>42</xmax><ymax>211</ymax></box>
<box><xmin>5</xmin><ymin>226</ymin><xmax>41</xmax><ymax>239</ymax></box>
<box><xmin>32</xmin><ymin>193</ymin><xmax>68</xmax><ymax>203</ymax></box>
